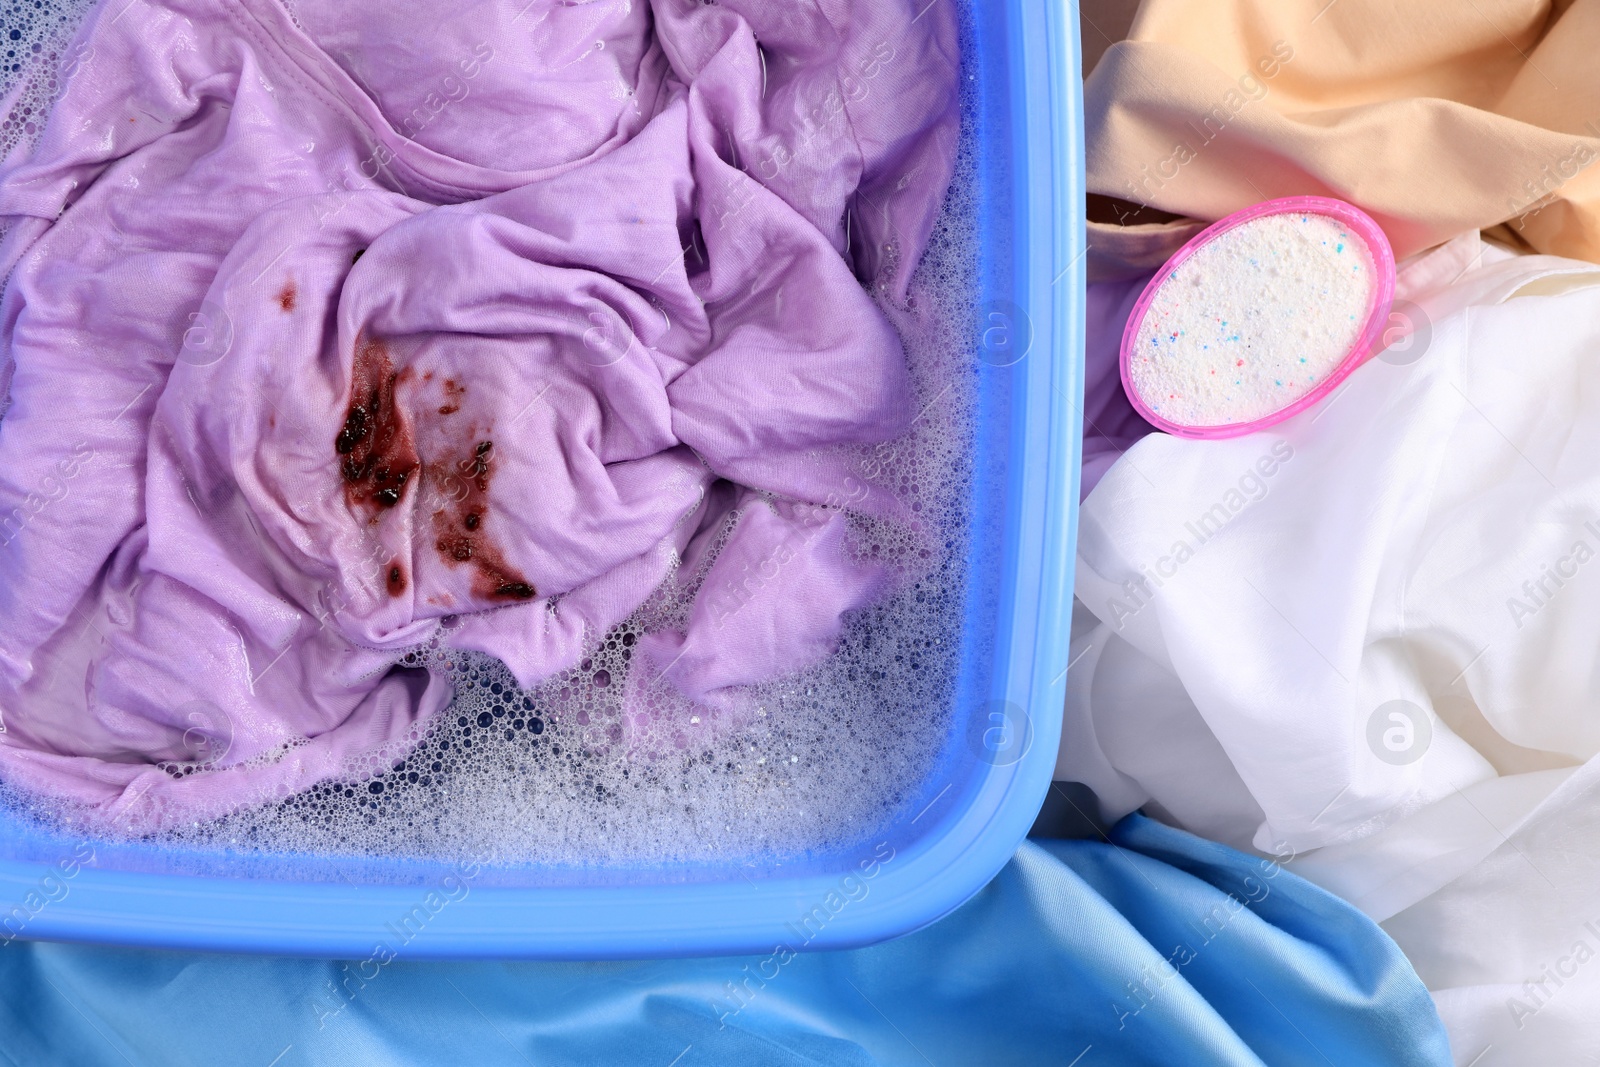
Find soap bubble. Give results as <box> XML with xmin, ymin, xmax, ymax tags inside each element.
<box><xmin>0</xmin><ymin>0</ymin><xmax>99</xmax><ymax>166</ymax></box>
<box><xmin>57</xmin><ymin>39</ymin><xmax>93</xmax><ymax>83</ymax></box>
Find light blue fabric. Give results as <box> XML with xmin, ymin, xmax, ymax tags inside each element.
<box><xmin>0</xmin><ymin>815</ymin><xmax>1450</xmax><ymax>1066</ymax></box>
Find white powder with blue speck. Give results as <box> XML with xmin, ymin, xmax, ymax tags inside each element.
<box><xmin>1129</xmin><ymin>212</ymin><xmax>1376</xmax><ymax>428</ymax></box>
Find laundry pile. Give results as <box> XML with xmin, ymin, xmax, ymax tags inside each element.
<box><xmin>1068</xmin><ymin>0</ymin><xmax>1600</xmax><ymax>1059</ymax></box>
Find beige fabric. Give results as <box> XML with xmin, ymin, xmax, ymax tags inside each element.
<box><xmin>1085</xmin><ymin>0</ymin><xmax>1600</xmax><ymax>275</ymax></box>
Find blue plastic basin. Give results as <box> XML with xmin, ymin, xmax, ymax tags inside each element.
<box><xmin>0</xmin><ymin>0</ymin><xmax>1084</xmax><ymax>958</ymax></box>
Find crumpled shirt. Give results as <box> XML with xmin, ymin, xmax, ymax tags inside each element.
<box><xmin>0</xmin><ymin>0</ymin><xmax>959</xmax><ymax>830</ymax></box>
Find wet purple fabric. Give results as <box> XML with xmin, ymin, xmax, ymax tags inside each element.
<box><xmin>0</xmin><ymin>0</ymin><xmax>958</xmax><ymax>829</ymax></box>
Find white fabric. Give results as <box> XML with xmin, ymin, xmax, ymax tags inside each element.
<box><xmin>1382</xmin><ymin>757</ymin><xmax>1600</xmax><ymax>1064</ymax></box>
<box><xmin>1059</xmin><ymin>233</ymin><xmax>1600</xmax><ymax>1060</ymax></box>
<box><xmin>1064</xmin><ymin>234</ymin><xmax>1600</xmax><ymax>854</ymax></box>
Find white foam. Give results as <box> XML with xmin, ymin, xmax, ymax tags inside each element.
<box><xmin>0</xmin><ymin>0</ymin><xmax>101</xmax><ymax>248</ymax></box>
<box><xmin>1129</xmin><ymin>212</ymin><xmax>1376</xmax><ymax>428</ymax></box>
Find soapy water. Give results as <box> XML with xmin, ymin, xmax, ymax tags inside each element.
<box><xmin>0</xmin><ymin>0</ymin><xmax>97</xmax><ymax>146</ymax></box>
<box><xmin>0</xmin><ymin>1</ymin><xmax>984</xmax><ymax>868</ymax></box>
<box><xmin>0</xmin><ymin>0</ymin><xmax>99</xmax><ymax>252</ymax></box>
<box><xmin>149</xmin><ymin>150</ymin><xmax>978</xmax><ymax>867</ymax></box>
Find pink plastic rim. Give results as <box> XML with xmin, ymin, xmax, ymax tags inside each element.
<box><xmin>1118</xmin><ymin>195</ymin><xmax>1397</xmax><ymax>440</ymax></box>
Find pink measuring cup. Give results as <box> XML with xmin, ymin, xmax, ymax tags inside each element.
<box><xmin>1118</xmin><ymin>195</ymin><xmax>1397</xmax><ymax>440</ymax></box>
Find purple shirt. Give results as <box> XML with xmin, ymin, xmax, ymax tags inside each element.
<box><xmin>0</xmin><ymin>0</ymin><xmax>958</xmax><ymax>830</ymax></box>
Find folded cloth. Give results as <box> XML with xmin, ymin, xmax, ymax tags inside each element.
<box><xmin>0</xmin><ymin>0</ymin><xmax>959</xmax><ymax>830</ymax></box>
<box><xmin>1084</xmin><ymin>0</ymin><xmax>1600</xmax><ymax>278</ymax></box>
<box><xmin>1062</xmin><ymin>235</ymin><xmax>1600</xmax><ymax>856</ymax></box>
<box><xmin>0</xmin><ymin>818</ymin><xmax>1452</xmax><ymax>1067</ymax></box>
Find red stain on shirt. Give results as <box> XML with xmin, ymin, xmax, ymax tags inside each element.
<box><xmin>437</xmin><ymin>378</ymin><xmax>464</xmax><ymax>416</ymax></box>
<box><xmin>335</xmin><ymin>335</ymin><xmax>418</xmax><ymax>512</ymax></box>
<box><xmin>428</xmin><ymin>438</ymin><xmax>537</xmax><ymax>601</ymax></box>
